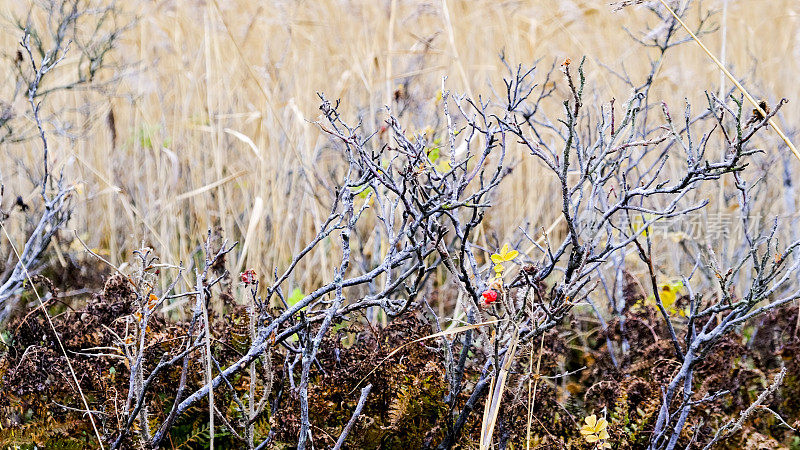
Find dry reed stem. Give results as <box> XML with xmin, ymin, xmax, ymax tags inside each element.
<box><xmin>480</xmin><ymin>329</ymin><xmax>519</xmax><ymax>449</ymax></box>
<box><xmin>351</xmin><ymin>319</ymin><xmax>505</xmax><ymax>394</ymax></box>
<box><xmin>656</xmin><ymin>0</ymin><xmax>800</xmax><ymax>162</ymax></box>
<box><xmin>526</xmin><ymin>333</ymin><xmax>546</xmax><ymax>450</ymax></box>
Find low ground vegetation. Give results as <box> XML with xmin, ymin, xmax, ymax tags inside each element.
<box><xmin>1</xmin><ymin>1</ymin><xmax>800</xmax><ymax>449</ymax></box>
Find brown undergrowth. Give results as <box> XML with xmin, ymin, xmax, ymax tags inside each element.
<box><xmin>1</xmin><ymin>267</ymin><xmax>798</xmax><ymax>448</ymax></box>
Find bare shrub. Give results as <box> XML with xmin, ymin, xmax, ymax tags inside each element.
<box><xmin>1</xmin><ymin>1</ymin><xmax>799</xmax><ymax>449</ymax></box>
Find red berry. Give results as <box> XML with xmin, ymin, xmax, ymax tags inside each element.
<box><xmin>482</xmin><ymin>289</ymin><xmax>498</xmax><ymax>305</ymax></box>
<box><xmin>240</xmin><ymin>269</ymin><xmax>257</xmax><ymax>285</ymax></box>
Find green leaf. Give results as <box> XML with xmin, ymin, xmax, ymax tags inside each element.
<box><xmin>427</xmin><ymin>147</ymin><xmax>440</xmax><ymax>162</ymax></box>
<box><xmin>288</xmin><ymin>288</ymin><xmax>305</xmax><ymax>306</ymax></box>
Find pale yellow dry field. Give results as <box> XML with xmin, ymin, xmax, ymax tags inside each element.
<box><xmin>1</xmin><ymin>0</ymin><xmax>798</xmax><ymax>294</ymax></box>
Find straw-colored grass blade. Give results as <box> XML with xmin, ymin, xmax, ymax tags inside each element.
<box><xmin>235</xmin><ymin>195</ymin><xmax>264</xmax><ymax>276</ymax></box>
<box><xmin>350</xmin><ymin>319</ymin><xmax>504</xmax><ymax>394</ymax></box>
<box><xmin>655</xmin><ymin>0</ymin><xmax>800</xmax><ymax>163</ymax></box>
<box><xmin>480</xmin><ymin>332</ymin><xmax>519</xmax><ymax>449</ymax></box>
<box><xmin>172</xmin><ymin>171</ymin><xmax>247</xmax><ymax>203</ymax></box>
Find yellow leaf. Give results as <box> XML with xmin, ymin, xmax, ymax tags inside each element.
<box><xmin>584</xmin><ymin>415</ymin><xmax>597</xmax><ymax>428</ymax></box>
<box><xmin>500</xmin><ymin>243</ymin><xmax>509</xmax><ymax>255</ymax></box>
<box><xmin>585</xmin><ymin>434</ymin><xmax>600</xmax><ymax>443</ymax></box>
<box><xmin>596</xmin><ymin>417</ymin><xmax>608</xmax><ymax>432</ymax></box>
<box><xmin>599</xmin><ymin>429</ymin><xmax>609</xmax><ymax>440</ymax></box>
<box><xmin>660</xmin><ymin>285</ymin><xmax>677</xmax><ymax>309</ymax></box>
<box><xmin>491</xmin><ymin>254</ymin><xmax>504</xmax><ymax>264</ymax></box>
<box><xmin>493</xmin><ymin>264</ymin><xmax>504</xmax><ymax>274</ymax></box>
<box><xmin>632</xmin><ymin>214</ymin><xmax>653</xmax><ymax>236</ymax></box>
<box><xmin>503</xmin><ymin>250</ymin><xmax>519</xmax><ymax>261</ymax></box>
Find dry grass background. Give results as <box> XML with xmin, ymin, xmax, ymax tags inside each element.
<box><xmin>2</xmin><ymin>0</ymin><xmax>799</xmax><ymax>301</ymax></box>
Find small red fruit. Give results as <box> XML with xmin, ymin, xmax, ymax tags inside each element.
<box><xmin>482</xmin><ymin>289</ymin><xmax>498</xmax><ymax>306</ymax></box>
<box><xmin>240</xmin><ymin>269</ymin><xmax>257</xmax><ymax>285</ymax></box>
